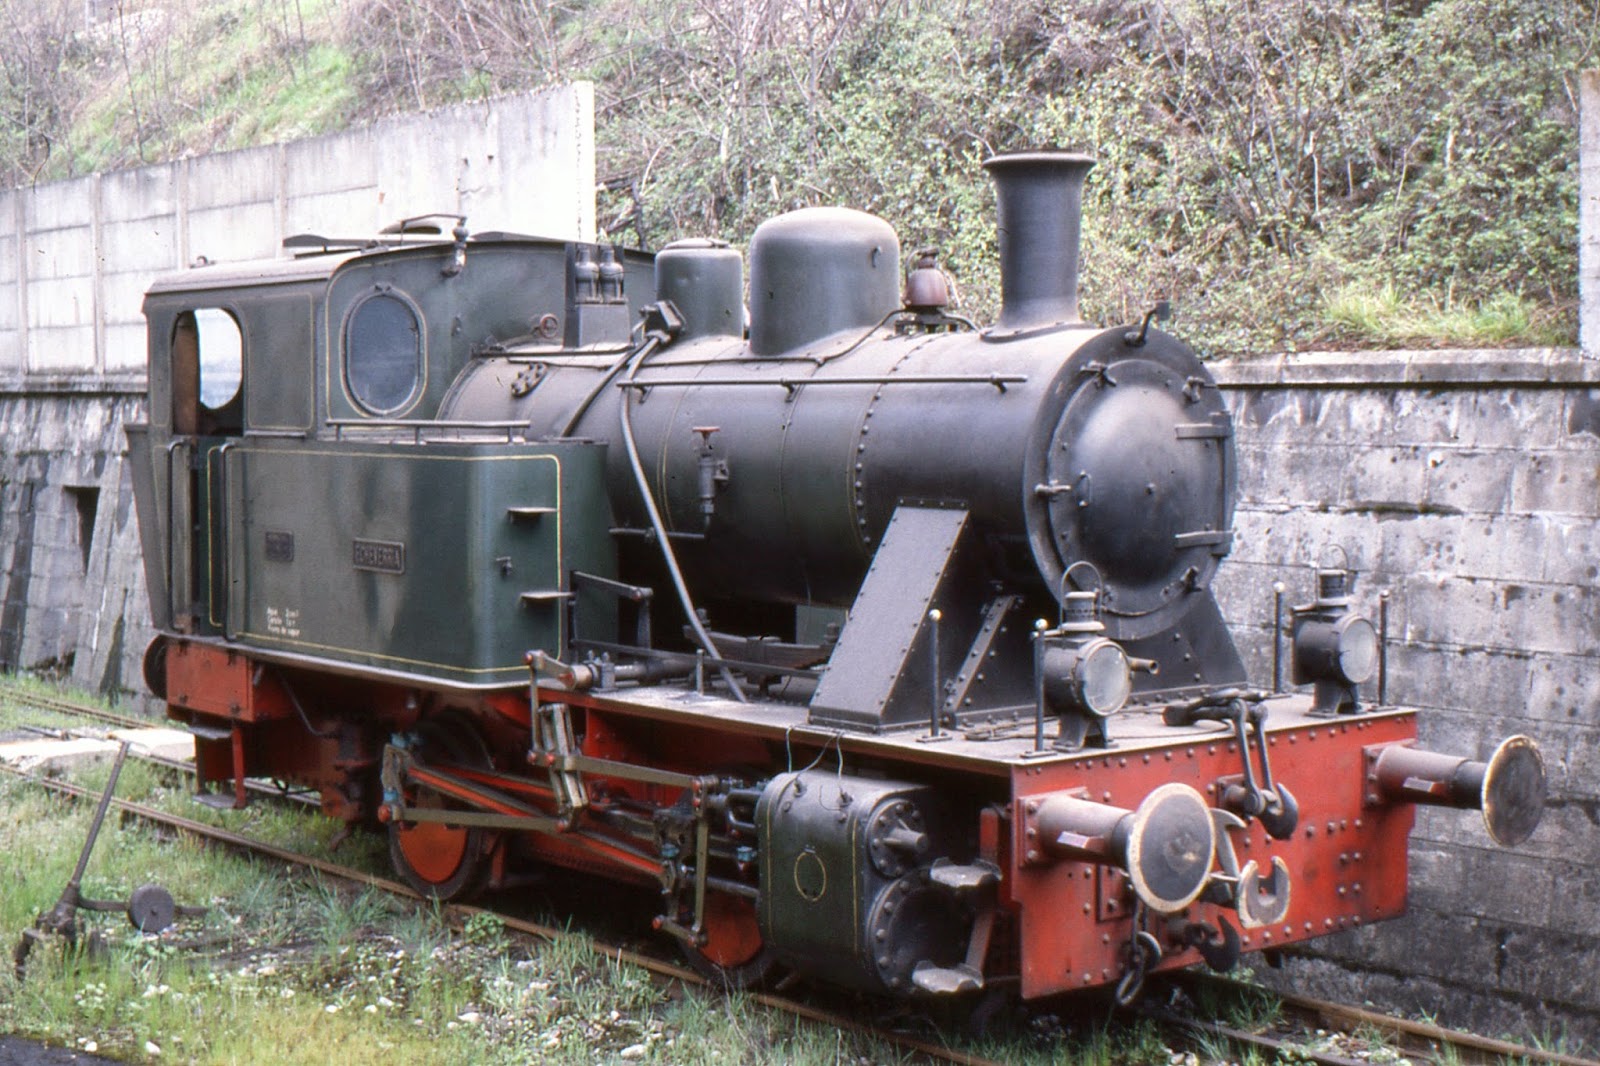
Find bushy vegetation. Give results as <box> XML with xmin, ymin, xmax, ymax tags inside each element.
<box><xmin>1</xmin><ymin>0</ymin><xmax>1593</xmax><ymax>354</ymax></box>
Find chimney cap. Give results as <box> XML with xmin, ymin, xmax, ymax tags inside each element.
<box><xmin>983</xmin><ymin>150</ymin><xmax>1097</xmax><ymax>171</ymax></box>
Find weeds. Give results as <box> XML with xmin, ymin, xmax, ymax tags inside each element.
<box><xmin>2</xmin><ymin>0</ymin><xmax>1588</xmax><ymax>355</ymax></box>
<box><xmin>1324</xmin><ymin>284</ymin><xmax>1569</xmax><ymax>349</ymax></box>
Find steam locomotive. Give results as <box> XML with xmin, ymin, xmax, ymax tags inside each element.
<box><xmin>126</xmin><ymin>150</ymin><xmax>1546</xmax><ymax>1002</ymax></box>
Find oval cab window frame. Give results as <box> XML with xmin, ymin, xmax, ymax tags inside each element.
<box><xmin>343</xmin><ymin>287</ymin><xmax>426</xmax><ymax>416</ymax></box>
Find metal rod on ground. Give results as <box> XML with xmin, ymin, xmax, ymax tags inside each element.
<box><xmin>14</xmin><ymin>741</ymin><xmax>131</xmax><ymax>977</ymax></box>
<box><xmin>62</xmin><ymin>741</ymin><xmax>130</xmax><ymax>902</ymax></box>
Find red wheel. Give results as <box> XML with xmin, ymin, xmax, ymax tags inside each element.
<box><xmin>679</xmin><ymin>892</ymin><xmax>776</xmax><ymax>988</ymax></box>
<box><xmin>388</xmin><ymin>712</ymin><xmax>492</xmax><ymax>901</ymax></box>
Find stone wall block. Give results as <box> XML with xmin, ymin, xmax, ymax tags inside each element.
<box><xmin>1556</xmin><ymin>721</ymin><xmax>1600</xmax><ymax>790</ymax></box>
<box><xmin>1455</xmin><ymin>389</ymin><xmax>1564</xmax><ymax>450</ymax></box>
<box><xmin>1495</xmin><ymin>925</ymin><xmax>1600</xmax><ymax>1011</ymax></box>
<box><xmin>1528</xmin><ymin>654</ymin><xmax>1600</xmax><ymax>726</ymax></box>
<box><xmin>26</xmin><ymin>227</ymin><xmax>94</xmax><ymax>281</ymax></box>
<box><xmin>374</xmin><ymin>117</ymin><xmax>489</xmax><ymax>223</ymax></box>
<box><xmin>1562</xmin><ymin>388</ymin><xmax>1600</xmax><ymax>443</ymax></box>
<box><xmin>0</xmin><ymin>189</ymin><xmax>16</xmax><ymax>280</ymax></box>
<box><xmin>1226</xmin><ymin>505</ymin><xmax>1383</xmax><ymax>574</ymax></box>
<box><xmin>1396</xmin><ymin>575</ymin><xmax>1591</xmax><ymax>658</ymax></box>
<box><xmin>1419</xmin><ymin>447</ymin><xmax>1517</xmax><ymax>514</ymax></box>
<box><xmin>1382</xmin><ymin>643</ymin><xmax>1530</xmax><ymax>719</ymax></box>
<box><xmin>101</xmin><ymin>272</ymin><xmax>160</xmax><ymax>334</ymax></box>
<box><xmin>1513</xmin><ymin>450</ymin><xmax>1600</xmax><ymax>515</ymax></box>
<box><xmin>102</xmin><ymin>219</ymin><xmax>179</xmax><ymax>276</ymax></box>
<box><xmin>28</xmin><ymin>276</ymin><xmax>93</xmax><ymax>330</ymax></box>
<box><xmin>1235</xmin><ymin>441</ymin><xmax>1350</xmax><ymax>508</ymax></box>
<box><xmin>1407</xmin><ymin>845</ymin><xmax>1555</xmax><ymax>926</ymax></box>
<box><xmin>1376</xmin><ymin>512</ymin><xmax>1461</xmax><ymax>578</ymax></box>
<box><xmin>282</xmin><ymin>132</ymin><xmax>378</xmax><ymax>199</ymax></box>
<box><xmin>100</xmin><ymin>164</ymin><xmax>177</xmax><ymax>222</ymax></box>
<box><xmin>187</xmin><ymin>144</ymin><xmax>279</xmax><ymax>209</ymax></box>
<box><xmin>1387</xmin><ymin>513</ymin><xmax>1547</xmax><ymax>585</ymax></box>
<box><xmin>26</xmin><ymin>325</ymin><xmax>95</xmax><ymax>373</ymax></box>
<box><xmin>104</xmin><ymin>324</ymin><xmax>147</xmax><ymax>374</ymax></box>
<box><xmin>23</xmin><ymin>176</ymin><xmax>96</xmax><ymax>231</ymax></box>
<box><xmin>1383</xmin><ymin>388</ymin><xmax>1469</xmax><ymax>444</ymax></box>
<box><xmin>1211</xmin><ymin>557</ymin><xmax>1285</xmax><ymax>635</ymax></box>
<box><xmin>1461</xmin><ymin>799</ymin><xmax>1600</xmax><ymax>866</ymax></box>
<box><xmin>187</xmin><ymin>202</ymin><xmax>279</xmax><ymax>265</ymax></box>
<box><xmin>1341</xmin><ymin>444</ymin><xmax>1428</xmax><ymax>510</ymax></box>
<box><xmin>283</xmin><ymin>187</ymin><xmax>386</xmax><ymax>243</ymax></box>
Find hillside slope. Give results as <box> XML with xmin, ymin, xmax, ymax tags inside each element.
<box><xmin>2</xmin><ymin>0</ymin><xmax>1591</xmax><ymax>354</ymax></box>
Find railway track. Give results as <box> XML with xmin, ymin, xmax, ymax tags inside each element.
<box><xmin>1157</xmin><ymin>973</ymin><xmax>1599</xmax><ymax>1066</ymax></box>
<box><xmin>0</xmin><ymin>750</ymin><xmax>1002</xmax><ymax>1066</ymax></box>
<box><xmin>3</xmin><ymin>686</ymin><xmax>1593</xmax><ymax>1066</ymax></box>
<box><xmin>0</xmin><ymin>688</ymin><xmax>317</xmax><ymax>804</ymax></box>
<box><xmin>0</xmin><ymin>688</ymin><xmax>154</xmax><ymax>731</ymax></box>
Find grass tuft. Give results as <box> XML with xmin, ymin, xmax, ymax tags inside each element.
<box><xmin>1323</xmin><ymin>284</ymin><xmax>1571</xmax><ymax>348</ymax></box>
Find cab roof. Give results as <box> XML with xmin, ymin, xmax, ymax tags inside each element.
<box><xmin>142</xmin><ymin>229</ymin><xmax>588</xmax><ymax>299</ymax></box>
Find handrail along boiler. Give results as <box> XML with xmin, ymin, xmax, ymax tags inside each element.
<box><xmin>127</xmin><ymin>152</ymin><xmax>1547</xmax><ymax>1001</ymax></box>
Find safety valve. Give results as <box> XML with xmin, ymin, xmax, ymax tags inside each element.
<box><xmin>1291</xmin><ymin>567</ymin><xmax>1378</xmax><ymax>716</ymax></box>
<box><xmin>1039</xmin><ymin>591</ymin><xmax>1150</xmax><ymax>749</ymax></box>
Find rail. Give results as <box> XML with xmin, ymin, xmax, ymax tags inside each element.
<box><xmin>324</xmin><ymin>418</ymin><xmax>530</xmax><ymax>443</ymax></box>
<box><xmin>617</xmin><ymin>372</ymin><xmax>1027</xmax><ymax>395</ymax></box>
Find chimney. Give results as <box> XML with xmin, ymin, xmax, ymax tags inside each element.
<box><xmin>983</xmin><ymin>151</ymin><xmax>1096</xmax><ymax>330</ymax></box>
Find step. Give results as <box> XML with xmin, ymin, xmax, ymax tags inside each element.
<box><xmin>911</xmin><ymin>961</ymin><xmax>984</xmax><ymax>995</ymax></box>
<box><xmin>193</xmin><ymin>789</ymin><xmax>244</xmax><ymax>811</ymax></box>
<box><xmin>927</xmin><ymin>858</ymin><xmax>1000</xmax><ymax>893</ymax></box>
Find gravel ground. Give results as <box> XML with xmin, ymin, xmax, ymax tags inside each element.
<box><xmin>0</xmin><ymin>1037</ymin><xmax>122</xmax><ymax>1065</ymax></box>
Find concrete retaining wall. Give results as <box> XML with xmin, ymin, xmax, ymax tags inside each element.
<box><xmin>0</xmin><ymin>383</ymin><xmax>149</xmax><ymax>700</ymax></box>
<box><xmin>0</xmin><ymin>84</ymin><xmax>595</xmax><ymax>381</ymax></box>
<box><xmin>1212</xmin><ymin>348</ymin><xmax>1600</xmax><ymax>1046</ymax></box>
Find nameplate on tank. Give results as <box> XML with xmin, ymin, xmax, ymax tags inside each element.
<box><xmin>264</xmin><ymin>531</ymin><xmax>295</xmax><ymax>563</ymax></box>
<box><xmin>351</xmin><ymin>539</ymin><xmax>405</xmax><ymax>575</ymax></box>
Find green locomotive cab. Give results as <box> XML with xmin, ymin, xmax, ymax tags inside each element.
<box><xmin>128</xmin><ymin>231</ymin><xmax>644</xmax><ymax>690</ymax></box>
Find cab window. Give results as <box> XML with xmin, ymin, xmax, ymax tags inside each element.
<box><xmin>345</xmin><ymin>291</ymin><xmax>423</xmax><ymax>415</ymax></box>
<box><xmin>172</xmin><ymin>308</ymin><xmax>243</xmax><ymax>435</ymax></box>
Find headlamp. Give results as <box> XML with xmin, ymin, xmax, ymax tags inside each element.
<box><xmin>1290</xmin><ymin>566</ymin><xmax>1376</xmax><ymax>715</ymax></box>
<box><xmin>1038</xmin><ymin>591</ymin><xmax>1137</xmax><ymax>749</ymax></box>
<box><xmin>1070</xmin><ymin>638</ymin><xmax>1134</xmax><ymax>717</ymax></box>
<box><xmin>1294</xmin><ymin>613</ymin><xmax>1377</xmax><ymax>687</ymax></box>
